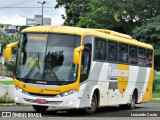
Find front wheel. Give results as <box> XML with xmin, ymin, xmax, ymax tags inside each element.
<box><xmin>32</xmin><ymin>105</ymin><xmax>48</xmax><ymax>112</ymax></box>
<box><xmin>84</xmin><ymin>93</ymin><xmax>97</xmax><ymax>114</ymax></box>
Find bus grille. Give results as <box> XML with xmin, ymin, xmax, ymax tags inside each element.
<box><xmin>28</xmin><ymin>92</ymin><xmax>57</xmax><ymax>97</ymax></box>
<box><xmin>23</xmin><ymin>98</ymin><xmax>62</xmax><ymax>105</ymax></box>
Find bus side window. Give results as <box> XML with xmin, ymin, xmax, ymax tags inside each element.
<box><xmin>94</xmin><ymin>37</ymin><xmax>106</xmax><ymax>61</ymax></box>
<box><xmin>107</xmin><ymin>41</ymin><xmax>118</xmax><ymax>62</ymax></box>
<box><xmin>129</xmin><ymin>45</ymin><xmax>137</xmax><ymax>65</ymax></box>
<box><xmin>138</xmin><ymin>47</ymin><xmax>146</xmax><ymax>66</ymax></box>
<box><xmin>80</xmin><ymin>36</ymin><xmax>92</xmax><ymax>83</ymax></box>
<box><xmin>119</xmin><ymin>43</ymin><xmax>128</xmax><ymax>63</ymax></box>
<box><xmin>146</xmin><ymin>49</ymin><xmax>152</xmax><ymax>67</ymax></box>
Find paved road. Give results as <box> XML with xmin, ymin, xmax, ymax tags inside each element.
<box><xmin>0</xmin><ymin>103</ymin><xmax>160</xmax><ymax>119</ymax></box>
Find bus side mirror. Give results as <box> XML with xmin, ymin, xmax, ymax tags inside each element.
<box><xmin>73</xmin><ymin>46</ymin><xmax>84</xmax><ymax>64</ymax></box>
<box><xmin>4</xmin><ymin>42</ymin><xmax>18</xmax><ymax>60</ymax></box>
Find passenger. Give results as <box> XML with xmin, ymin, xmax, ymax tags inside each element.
<box><xmin>122</xmin><ymin>49</ymin><xmax>128</xmax><ymax>63</ymax></box>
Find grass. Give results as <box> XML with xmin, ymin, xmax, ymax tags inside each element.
<box><xmin>152</xmin><ymin>92</ymin><xmax>160</xmax><ymax>98</ymax></box>
<box><xmin>149</xmin><ymin>99</ymin><xmax>160</xmax><ymax>103</ymax></box>
<box><xmin>0</xmin><ymin>81</ymin><xmax>13</xmax><ymax>85</ymax></box>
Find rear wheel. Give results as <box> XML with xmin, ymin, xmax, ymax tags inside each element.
<box><xmin>119</xmin><ymin>92</ymin><xmax>136</xmax><ymax>110</ymax></box>
<box><xmin>128</xmin><ymin>92</ymin><xmax>136</xmax><ymax>110</ymax></box>
<box><xmin>32</xmin><ymin>105</ymin><xmax>48</xmax><ymax>112</ymax></box>
<box><xmin>84</xmin><ymin>93</ymin><xmax>97</xmax><ymax>114</ymax></box>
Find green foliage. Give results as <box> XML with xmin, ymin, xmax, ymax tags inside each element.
<box><xmin>132</xmin><ymin>16</ymin><xmax>160</xmax><ymax>70</ymax></box>
<box><xmin>4</xmin><ymin>61</ymin><xmax>15</xmax><ymax>73</ymax></box>
<box><xmin>18</xmin><ymin>26</ymin><xmax>29</xmax><ymax>33</ymax></box>
<box><xmin>55</xmin><ymin>0</ymin><xmax>89</xmax><ymax>26</ymax></box>
<box><xmin>0</xmin><ymin>24</ymin><xmax>20</xmax><ymax>54</ymax></box>
<box><xmin>153</xmin><ymin>75</ymin><xmax>160</xmax><ymax>92</ymax></box>
<box><xmin>56</xmin><ymin>0</ymin><xmax>160</xmax><ymax>34</ymax></box>
<box><xmin>152</xmin><ymin>92</ymin><xmax>160</xmax><ymax>98</ymax></box>
<box><xmin>0</xmin><ymin>93</ymin><xmax>14</xmax><ymax>103</ymax></box>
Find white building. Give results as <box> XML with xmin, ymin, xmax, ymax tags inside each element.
<box><xmin>26</xmin><ymin>15</ymin><xmax>51</xmax><ymax>26</ymax></box>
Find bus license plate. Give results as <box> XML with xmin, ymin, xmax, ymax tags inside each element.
<box><xmin>36</xmin><ymin>99</ymin><xmax>47</xmax><ymax>104</ymax></box>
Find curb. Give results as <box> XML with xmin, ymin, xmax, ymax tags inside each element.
<box><xmin>152</xmin><ymin>98</ymin><xmax>160</xmax><ymax>100</ymax></box>
<box><xmin>0</xmin><ymin>103</ymin><xmax>17</xmax><ymax>106</ymax></box>
<box><xmin>0</xmin><ymin>103</ymin><xmax>31</xmax><ymax>106</ymax></box>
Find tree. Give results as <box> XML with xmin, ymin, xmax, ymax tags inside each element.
<box><xmin>56</xmin><ymin>0</ymin><xmax>160</xmax><ymax>34</ymax></box>
<box><xmin>0</xmin><ymin>24</ymin><xmax>20</xmax><ymax>56</ymax></box>
<box><xmin>55</xmin><ymin>0</ymin><xmax>89</xmax><ymax>26</ymax></box>
<box><xmin>132</xmin><ymin>15</ymin><xmax>160</xmax><ymax>70</ymax></box>
<box><xmin>18</xmin><ymin>26</ymin><xmax>29</xmax><ymax>33</ymax></box>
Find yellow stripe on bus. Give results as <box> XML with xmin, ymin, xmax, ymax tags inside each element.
<box><xmin>118</xmin><ymin>64</ymin><xmax>129</xmax><ymax>94</ymax></box>
<box><xmin>141</xmin><ymin>68</ymin><xmax>154</xmax><ymax>102</ymax></box>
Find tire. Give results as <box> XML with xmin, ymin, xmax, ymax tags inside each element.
<box><xmin>84</xmin><ymin>93</ymin><xmax>98</xmax><ymax>114</ymax></box>
<box><xmin>119</xmin><ymin>92</ymin><xmax>136</xmax><ymax>110</ymax></box>
<box><xmin>32</xmin><ymin>105</ymin><xmax>48</xmax><ymax>112</ymax></box>
<box><xmin>128</xmin><ymin>92</ymin><xmax>136</xmax><ymax>110</ymax></box>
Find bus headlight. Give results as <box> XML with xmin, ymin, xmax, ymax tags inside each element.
<box><xmin>56</xmin><ymin>90</ymin><xmax>76</xmax><ymax>97</ymax></box>
<box><xmin>15</xmin><ymin>86</ymin><xmax>23</xmax><ymax>92</ymax></box>
<box><xmin>15</xmin><ymin>86</ymin><xmax>29</xmax><ymax>95</ymax></box>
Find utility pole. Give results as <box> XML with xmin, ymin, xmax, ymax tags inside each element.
<box><xmin>37</xmin><ymin>1</ymin><xmax>46</xmax><ymax>25</ymax></box>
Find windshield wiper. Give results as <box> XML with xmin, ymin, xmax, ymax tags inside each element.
<box><xmin>45</xmin><ymin>62</ymin><xmax>59</xmax><ymax>81</ymax></box>
<box><xmin>25</xmin><ymin>60</ymin><xmax>39</xmax><ymax>81</ymax></box>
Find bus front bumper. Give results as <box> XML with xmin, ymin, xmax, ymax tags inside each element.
<box><xmin>14</xmin><ymin>87</ymin><xmax>80</xmax><ymax>109</ymax></box>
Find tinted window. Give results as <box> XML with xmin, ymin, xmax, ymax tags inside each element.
<box><xmin>81</xmin><ymin>36</ymin><xmax>92</xmax><ymax>82</ymax></box>
<box><xmin>138</xmin><ymin>47</ymin><xmax>146</xmax><ymax>66</ymax></box>
<box><xmin>146</xmin><ymin>49</ymin><xmax>152</xmax><ymax>67</ymax></box>
<box><xmin>107</xmin><ymin>41</ymin><xmax>118</xmax><ymax>62</ymax></box>
<box><xmin>129</xmin><ymin>45</ymin><xmax>137</xmax><ymax>65</ymax></box>
<box><xmin>119</xmin><ymin>43</ymin><xmax>128</xmax><ymax>63</ymax></box>
<box><xmin>94</xmin><ymin>37</ymin><xmax>106</xmax><ymax>61</ymax></box>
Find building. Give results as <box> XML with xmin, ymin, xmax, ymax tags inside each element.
<box><xmin>26</xmin><ymin>15</ymin><xmax>51</xmax><ymax>26</ymax></box>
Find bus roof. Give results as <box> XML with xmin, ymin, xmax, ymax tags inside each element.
<box><xmin>22</xmin><ymin>26</ymin><xmax>153</xmax><ymax>49</ymax></box>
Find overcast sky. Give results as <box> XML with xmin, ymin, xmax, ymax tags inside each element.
<box><xmin>0</xmin><ymin>0</ymin><xmax>65</xmax><ymax>25</ymax></box>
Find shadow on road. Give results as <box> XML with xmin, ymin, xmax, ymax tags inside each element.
<box><xmin>40</xmin><ymin>105</ymin><xmax>147</xmax><ymax>117</ymax></box>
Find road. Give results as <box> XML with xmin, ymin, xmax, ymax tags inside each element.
<box><xmin>0</xmin><ymin>103</ymin><xmax>160</xmax><ymax>119</ymax></box>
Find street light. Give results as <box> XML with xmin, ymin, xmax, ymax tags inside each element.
<box><xmin>37</xmin><ymin>1</ymin><xmax>46</xmax><ymax>25</ymax></box>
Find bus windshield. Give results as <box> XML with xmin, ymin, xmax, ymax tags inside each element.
<box><xmin>15</xmin><ymin>33</ymin><xmax>80</xmax><ymax>85</ymax></box>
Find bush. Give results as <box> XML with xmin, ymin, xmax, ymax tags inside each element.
<box><xmin>153</xmin><ymin>75</ymin><xmax>160</xmax><ymax>92</ymax></box>
<box><xmin>4</xmin><ymin>61</ymin><xmax>15</xmax><ymax>73</ymax></box>
<box><xmin>0</xmin><ymin>93</ymin><xmax>14</xmax><ymax>103</ymax></box>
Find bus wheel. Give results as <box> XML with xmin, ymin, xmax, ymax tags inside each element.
<box><xmin>85</xmin><ymin>93</ymin><xmax>97</xmax><ymax>114</ymax></box>
<box><xmin>32</xmin><ymin>105</ymin><xmax>48</xmax><ymax>112</ymax></box>
<box><xmin>128</xmin><ymin>92</ymin><xmax>136</xmax><ymax>110</ymax></box>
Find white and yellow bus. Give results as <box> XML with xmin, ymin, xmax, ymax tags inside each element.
<box><xmin>4</xmin><ymin>26</ymin><xmax>154</xmax><ymax>114</ymax></box>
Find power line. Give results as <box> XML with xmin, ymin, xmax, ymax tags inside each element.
<box><xmin>0</xmin><ymin>0</ymin><xmax>35</xmax><ymax>9</ymax></box>
<box><xmin>0</xmin><ymin>7</ymin><xmax>53</xmax><ymax>8</ymax></box>
<box><xmin>0</xmin><ymin>10</ymin><xmax>55</xmax><ymax>21</ymax></box>
<box><xmin>6</xmin><ymin>0</ymin><xmax>34</xmax><ymax>7</ymax></box>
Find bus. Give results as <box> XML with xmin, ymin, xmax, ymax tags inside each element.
<box><xmin>4</xmin><ymin>26</ymin><xmax>154</xmax><ymax>114</ymax></box>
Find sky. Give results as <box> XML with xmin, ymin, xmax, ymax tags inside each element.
<box><xmin>0</xmin><ymin>0</ymin><xmax>65</xmax><ymax>25</ymax></box>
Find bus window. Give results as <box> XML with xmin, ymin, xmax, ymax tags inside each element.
<box><xmin>81</xmin><ymin>36</ymin><xmax>92</xmax><ymax>82</ymax></box>
<box><xmin>94</xmin><ymin>37</ymin><xmax>106</xmax><ymax>61</ymax></box>
<box><xmin>119</xmin><ymin>43</ymin><xmax>128</xmax><ymax>63</ymax></box>
<box><xmin>146</xmin><ymin>49</ymin><xmax>152</xmax><ymax>67</ymax></box>
<box><xmin>138</xmin><ymin>47</ymin><xmax>146</xmax><ymax>66</ymax></box>
<box><xmin>129</xmin><ymin>45</ymin><xmax>137</xmax><ymax>65</ymax></box>
<box><xmin>107</xmin><ymin>41</ymin><xmax>118</xmax><ymax>62</ymax></box>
